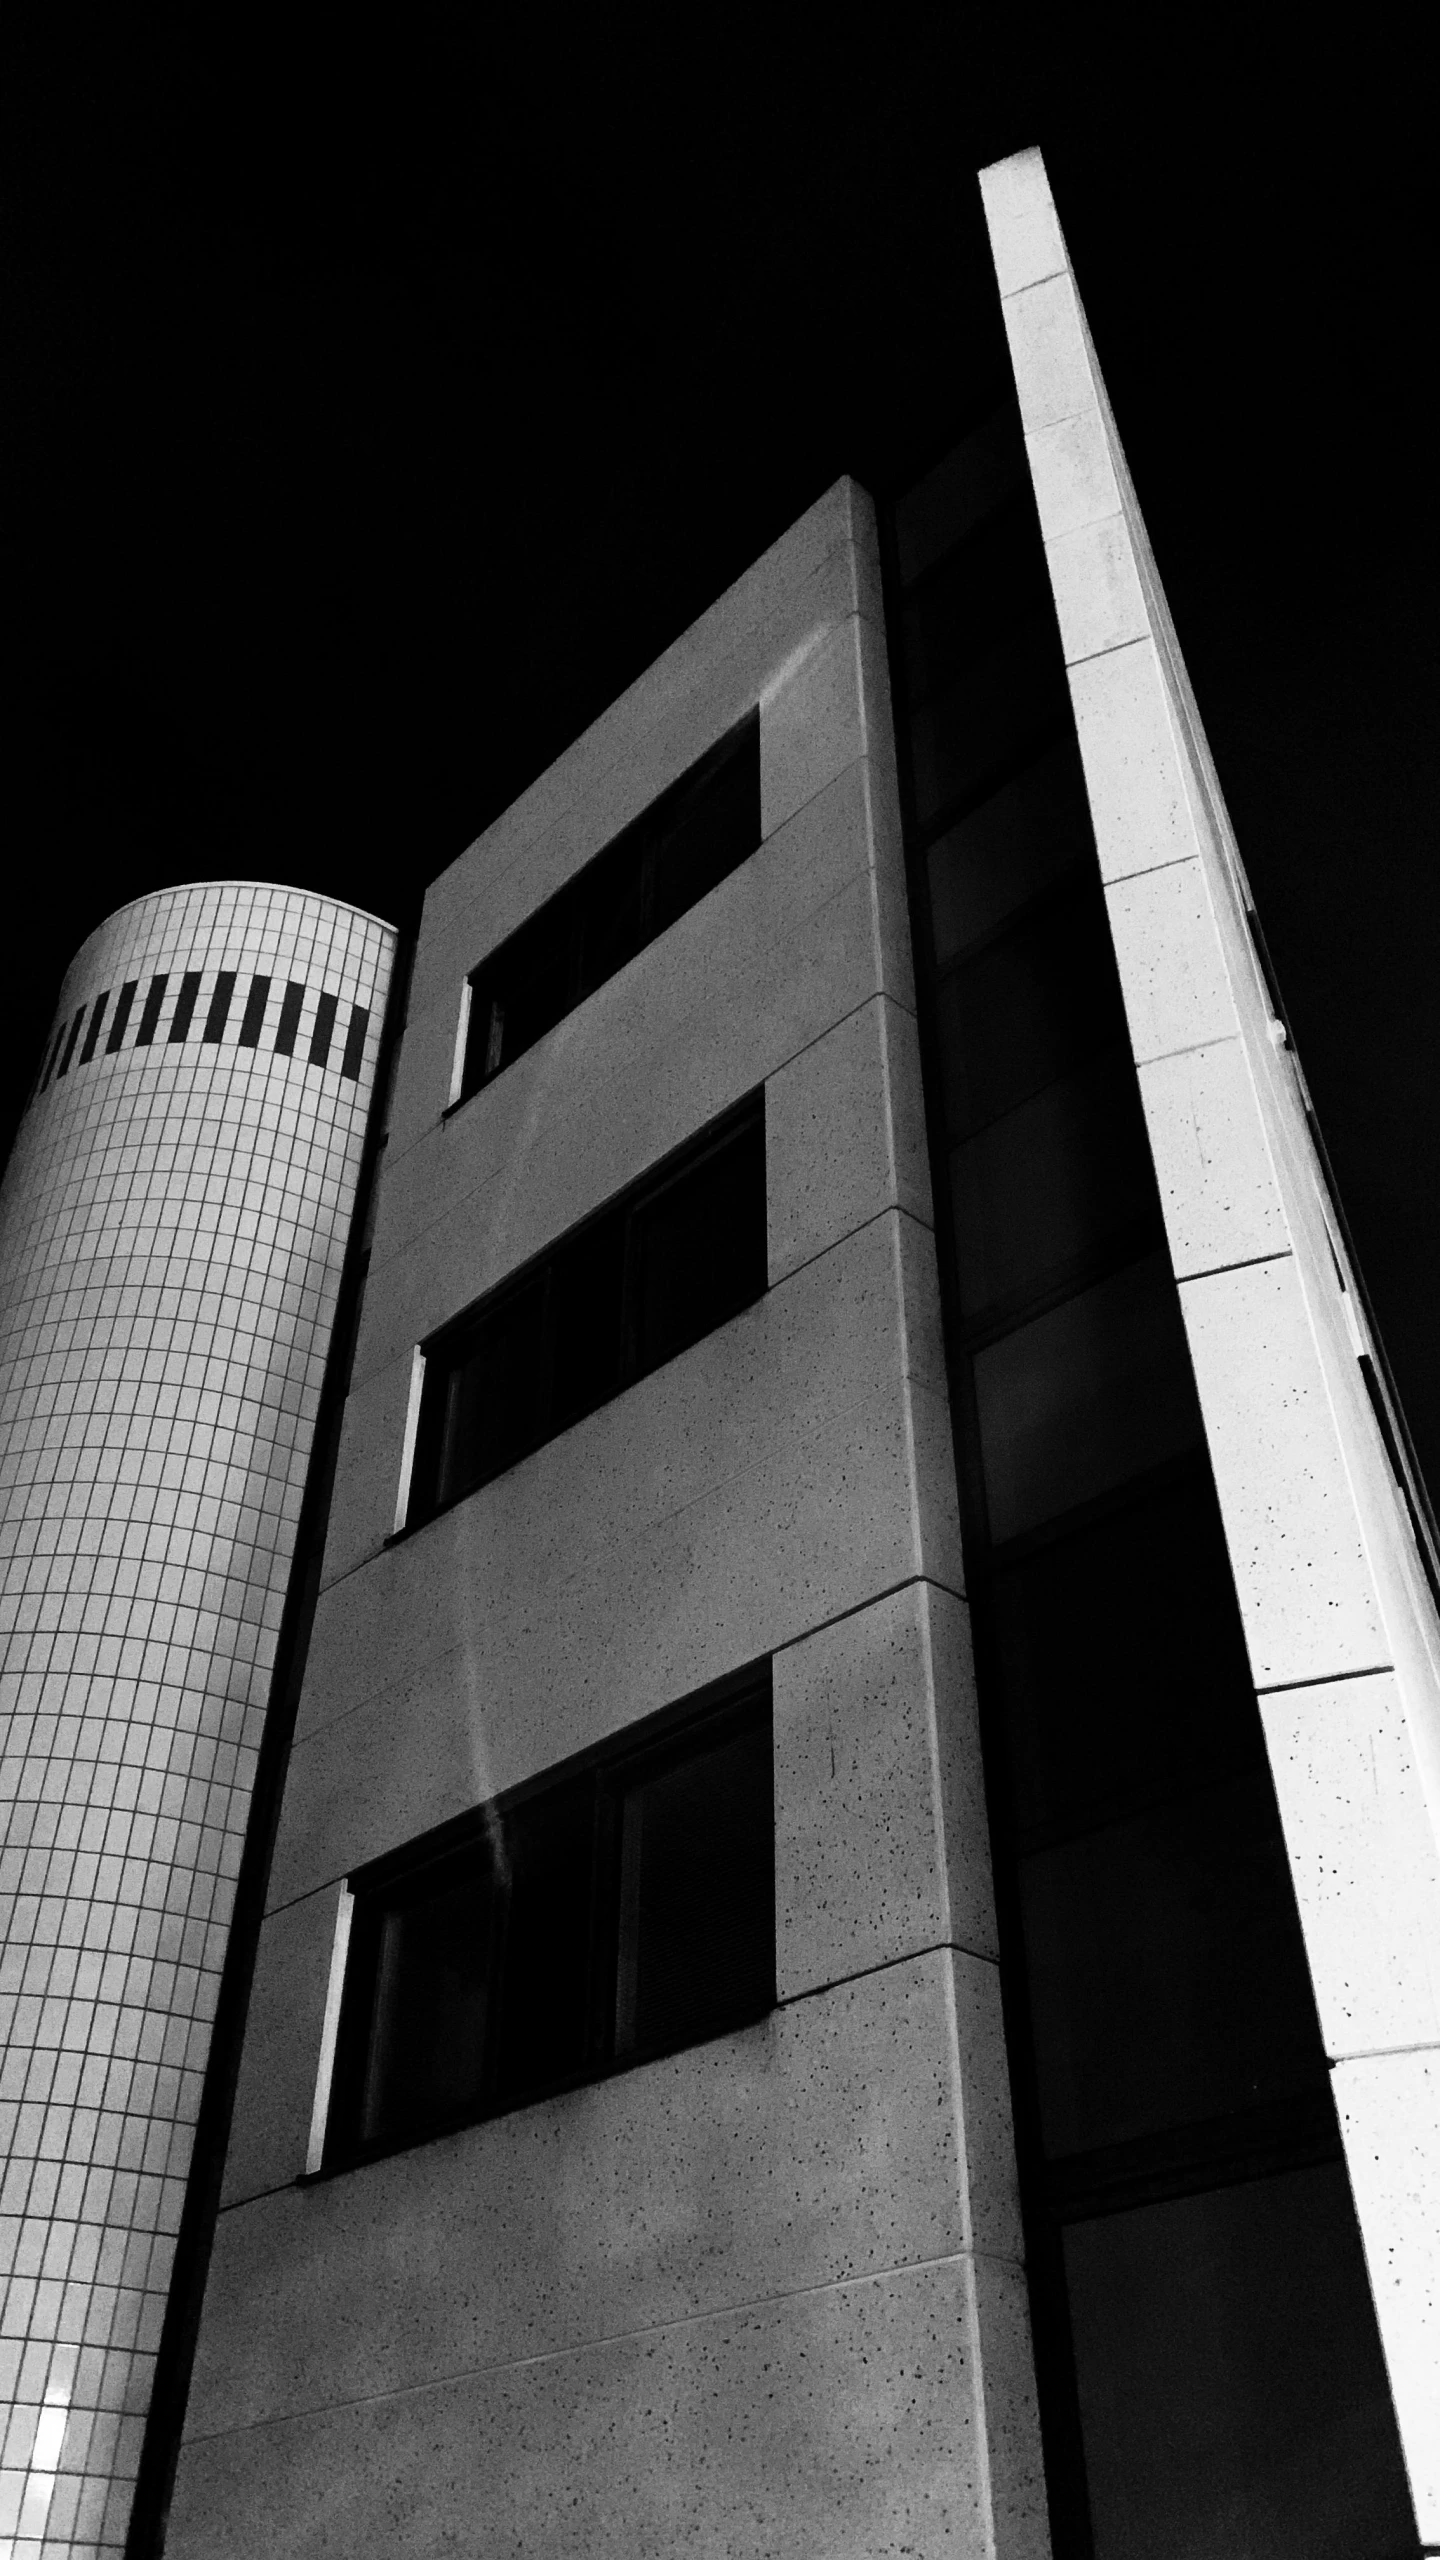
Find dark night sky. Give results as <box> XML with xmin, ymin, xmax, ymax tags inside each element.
<box><xmin>3</xmin><ymin>10</ymin><xmax>1436</xmax><ymax>1475</ymax></box>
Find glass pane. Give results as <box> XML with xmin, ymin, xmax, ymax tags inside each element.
<box><xmin>894</xmin><ymin>407</ymin><xmax>1026</xmax><ymax>586</ymax></box>
<box><xmin>439</xmin><ymin>1276</ymin><xmax>547</xmax><ymax>1498</ymax></box>
<box><xmin>909</xmin><ymin>613</ymin><xmax>1066</xmax><ymax>826</ymax></box>
<box><xmin>492</xmin><ymin>1784</ymin><xmax>597</xmax><ymax>2102</ymax></box>
<box><xmin>616</xmin><ymin>1712</ymin><xmax>773</xmax><ymax>2057</ymax></box>
<box><xmin>1064</xmin><ymin>2166</ymin><xmax>1418</xmax><ymax>2559</ymax></box>
<box><xmin>575</xmin><ymin>836</ymin><xmax>647</xmax><ymax>996</ymax></box>
<box><xmin>989</xmin><ymin>1477</ymin><xmax>1260</xmax><ymax>1847</ymax></box>
<box><xmin>361</xmin><ymin>1858</ymin><xmax>494</xmax><ymax>2145</ymax></box>
<box><xmin>950</xmin><ymin>1051</ymin><xmax>1158</xmax><ymax>1326</ymax></box>
<box><xmin>1020</xmin><ymin>1772</ymin><xmax>1325</xmax><ymax>2162</ymax></box>
<box><xmin>901</xmin><ymin>493</ymin><xmax>1053</xmax><ymax>706</ymax></box>
<box><xmin>631</xmin><ymin>1112</ymin><xmax>766</xmax><ymax>1379</ymax></box>
<box><xmin>927</xmin><ymin>737</ymin><xmax>1093</xmax><ymax>964</ymax></box>
<box><xmin>549</xmin><ymin>1209</ymin><xmax>626</xmax><ymax>1431</ymax></box>
<box><xmin>649</xmin><ymin>718</ymin><xmax>762</xmax><ymax>937</ymax></box>
<box><xmin>934</xmin><ymin>875</ymin><xmax>1127</xmax><ymax>1142</ymax></box>
<box><xmin>973</xmin><ymin>1252</ymin><xmax>1203</xmax><ymax>1544</ymax></box>
<box><xmin>489</xmin><ymin>934</ymin><xmax>575</xmax><ymax>1075</ymax></box>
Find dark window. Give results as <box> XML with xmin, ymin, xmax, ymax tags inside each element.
<box><xmin>168</xmin><ymin>971</ymin><xmax>202</xmax><ymax>1042</ymax></box>
<box><xmin>340</xmin><ymin>1003</ymin><xmax>369</xmax><ymax>1080</ymax></box>
<box><xmin>934</xmin><ymin>873</ymin><xmax>1130</xmax><ymax>1146</ymax></box>
<box><xmin>325</xmin><ymin>1675</ymin><xmax>773</xmax><ymax>2167</ymax></box>
<box><xmin>78</xmin><ymin>993</ymin><xmax>109</xmax><ymax>1064</ymax></box>
<box><xmin>1060</xmin><ymin>2162</ymin><xmax>1418</xmax><ymax>2559</ymax></box>
<box><xmin>460</xmin><ymin>711</ymin><xmax>760</xmax><ymax>1101</ymax></box>
<box><xmin>204</xmin><ymin>973</ymin><xmax>237</xmax><ymax>1042</ymax></box>
<box><xmin>614</xmin><ymin>1711</ymin><xmax>774</xmax><ymax>2058</ymax></box>
<box><xmin>238</xmin><ymin>976</ymin><xmax>271</xmax><ymax>1046</ymax></box>
<box><xmin>273</xmin><ymin>981</ymin><xmax>305</xmax><ymax>1056</ymax></box>
<box><xmin>135</xmin><ymin>976</ymin><xmax>168</xmax><ymax>1046</ymax></box>
<box><xmin>55</xmin><ymin>1009</ymin><xmax>85</xmax><ymax>1077</ymax></box>
<box><xmin>308</xmin><ymin>991</ymin><xmax>339</xmax><ymax>1068</ymax></box>
<box><xmin>39</xmin><ymin>1023</ymin><xmax>67</xmax><ymax>1090</ymax></box>
<box><xmin>407</xmin><ymin>1097</ymin><xmax>766</xmax><ymax>1525</ymax></box>
<box><xmin>892</xmin><ymin>408</ymin><xmax>1028</xmax><ymax>585</ymax></box>
<box><xmin>105</xmin><ymin>982</ymin><xmax>138</xmax><ymax>1052</ymax></box>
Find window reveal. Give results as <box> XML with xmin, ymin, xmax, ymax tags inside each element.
<box><xmin>323</xmin><ymin>1677</ymin><xmax>774</xmax><ymax>2167</ymax></box>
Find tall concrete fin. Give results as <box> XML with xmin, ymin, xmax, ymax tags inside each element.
<box><xmin>980</xmin><ymin>143</ymin><xmax>1440</xmax><ymax>2538</ymax></box>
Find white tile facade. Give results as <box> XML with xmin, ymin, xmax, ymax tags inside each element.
<box><xmin>982</xmin><ymin>144</ymin><xmax>1440</xmax><ymax>2538</ymax></box>
<box><xmin>0</xmin><ymin>885</ymin><xmax>394</xmax><ymax>2557</ymax></box>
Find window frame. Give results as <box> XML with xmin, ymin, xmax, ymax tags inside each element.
<box><xmin>316</xmin><ymin>1664</ymin><xmax>775</xmax><ymax>2176</ymax></box>
<box><xmin>453</xmin><ymin>709</ymin><xmax>761</xmax><ymax>1109</ymax></box>
<box><xmin>399</xmin><ymin>1090</ymin><xmax>767</xmax><ymax>1533</ymax></box>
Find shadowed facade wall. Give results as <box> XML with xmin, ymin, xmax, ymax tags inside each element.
<box><xmin>163</xmin><ymin>490</ymin><xmax>1047</xmax><ymax>2559</ymax></box>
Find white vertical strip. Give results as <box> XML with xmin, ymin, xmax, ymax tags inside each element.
<box><xmin>394</xmin><ymin>1343</ymin><xmax>426</xmax><ymax>1534</ymax></box>
<box><xmin>306</xmin><ymin>1883</ymin><xmax>355</xmax><ymax>2176</ymax></box>
<box><xmin>448</xmin><ymin>978</ymin><xmax>473</xmax><ymax>1107</ymax></box>
<box><xmin>978</xmin><ymin>145</ymin><xmax>1440</xmax><ymax>2536</ymax></box>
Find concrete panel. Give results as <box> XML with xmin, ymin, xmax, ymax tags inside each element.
<box><xmin>861</xmin><ymin>747</ymin><xmax>919</xmax><ymax>1015</ymax></box>
<box><xmin>1105</xmin><ymin>856</ymin><xmax>1239</xmax><ymax>1066</ymax></box>
<box><xmin>1136</xmin><ymin>1036</ymin><xmax>1290</xmax><ymax>1281</ymax></box>
<box><xmin>1334</xmin><ymin>2048</ymin><xmax>1440</xmax><ymax>2538</ymax></box>
<box><xmin>1045</xmin><ymin>513</ymin><xmax>1147</xmax><ymax>668</ymax></box>
<box><xmin>185</xmin><ymin>1951</ymin><xmax>1019</xmax><ymax>2437</ymax></box>
<box><xmin>1000</xmin><ymin>270</ymin><xmax>1096</xmax><ymax>436</ymax></box>
<box><xmin>220</xmin><ymin>1888</ymin><xmax>337</xmax><ymax>2208</ymax></box>
<box><xmin>775</xmin><ymin>1580</ymin><xmax>996</xmax><ymax>1994</ymax></box>
<box><xmin>1178</xmin><ymin>1255</ymin><xmax>1387</xmax><ymax>1687</ymax></box>
<box><xmin>279</xmin><ymin>1214</ymin><xmax>964</xmax><ymax>1893</ymax></box>
<box><xmin>855</xmin><ymin>608</ymin><xmax>903</xmax><ymax>811</ymax></box>
<box><xmin>971</xmin><ymin>2250</ymin><xmax>1052</xmax><ymax>2560</ymax></box>
<box><xmin>979</xmin><ymin>144</ymin><xmax>1066</xmax><ymax>299</ymax></box>
<box><xmin>169</xmin><ymin>2252</ymin><xmax>1020</xmax><ymax>2560</ymax></box>
<box><xmin>1024</xmin><ymin>409</ymin><xmax>1121</xmax><ymax>546</ymax></box>
<box><xmin>1258</xmin><ymin>1671</ymin><xmax>1440</xmax><ymax>2060</ymax></box>
<box><xmin>766</xmin><ymin>996</ymin><xmax>932</xmax><ymax>1287</ymax></box>
<box><xmin>1067</xmin><ymin>635</ymin><xmax>1203</xmax><ymax>884</ymax></box>
<box><xmin>760</xmin><ymin>614</ymin><xmax>871</xmax><ymax>841</ymax></box>
<box><xmin>355</xmin><ymin>756</ymin><xmax>903</xmax><ymax>1380</ymax></box>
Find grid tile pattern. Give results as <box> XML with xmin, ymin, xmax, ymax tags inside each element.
<box><xmin>0</xmin><ymin>885</ymin><xmax>395</xmax><ymax>2558</ymax></box>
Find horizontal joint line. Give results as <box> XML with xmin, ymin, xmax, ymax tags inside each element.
<box><xmin>1331</xmin><ymin>2039</ymin><xmax>1440</xmax><ymax>2066</ymax></box>
<box><xmin>1063</xmin><ymin>632</ymin><xmax>1154</xmax><ymax>671</ymax></box>
<box><xmin>178</xmin><ymin>2247</ymin><xmax>1017</xmax><ymax>2444</ymax></box>
<box><xmin>771</xmin><ymin>1572</ymin><xmax>965</xmax><ymax>1659</ymax></box>
<box><xmin>779</xmin><ymin>1942</ymin><xmax>998</xmax><ymax>2010</ymax></box>
<box><xmin>1177</xmin><ymin>1249</ymin><xmax>1294</xmax><ymax>1285</ymax></box>
<box><xmin>1255</xmin><ymin>1662</ymin><xmax>1394</xmax><ymax>1696</ymax></box>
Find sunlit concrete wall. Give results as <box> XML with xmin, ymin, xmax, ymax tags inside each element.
<box><xmin>164</xmin><ymin>489</ymin><xmax>1047</xmax><ymax>2557</ymax></box>
<box><xmin>0</xmin><ymin>884</ymin><xmax>394</xmax><ymax>2558</ymax></box>
<box><xmin>980</xmin><ymin>144</ymin><xmax>1440</xmax><ymax>2540</ymax></box>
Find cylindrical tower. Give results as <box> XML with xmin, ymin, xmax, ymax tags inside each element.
<box><xmin>0</xmin><ymin>883</ymin><xmax>395</xmax><ymax>2557</ymax></box>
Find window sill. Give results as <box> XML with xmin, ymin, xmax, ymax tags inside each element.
<box><xmin>303</xmin><ymin>1999</ymin><xmax>776</xmax><ymax>2184</ymax></box>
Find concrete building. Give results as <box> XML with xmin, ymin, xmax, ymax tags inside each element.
<box><xmin>0</xmin><ymin>885</ymin><xmax>395</xmax><ymax>2557</ymax></box>
<box><xmin>158</xmin><ymin>154</ymin><xmax>1437</xmax><ymax>2556</ymax></box>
